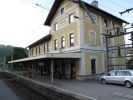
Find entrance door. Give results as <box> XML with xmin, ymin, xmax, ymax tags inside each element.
<box><xmin>91</xmin><ymin>59</ymin><xmax>96</xmax><ymax>74</ymax></box>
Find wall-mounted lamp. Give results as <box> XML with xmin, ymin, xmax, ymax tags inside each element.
<box><xmin>74</xmin><ymin>16</ymin><xmax>80</xmax><ymax>19</ymax></box>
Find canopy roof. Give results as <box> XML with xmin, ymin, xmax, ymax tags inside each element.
<box><xmin>8</xmin><ymin>53</ymin><xmax>81</xmax><ymax>63</ymax></box>
<box><xmin>28</xmin><ymin>34</ymin><xmax>52</xmax><ymax>48</ymax></box>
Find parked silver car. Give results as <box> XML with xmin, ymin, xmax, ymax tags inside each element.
<box><xmin>99</xmin><ymin>70</ymin><xmax>133</xmax><ymax>88</ymax></box>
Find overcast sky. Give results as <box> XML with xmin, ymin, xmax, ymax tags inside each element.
<box><xmin>0</xmin><ymin>0</ymin><xmax>133</xmax><ymax>47</ymax></box>
<box><xmin>0</xmin><ymin>0</ymin><xmax>50</xmax><ymax>47</ymax></box>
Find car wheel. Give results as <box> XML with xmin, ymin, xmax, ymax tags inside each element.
<box><xmin>101</xmin><ymin>79</ymin><xmax>106</xmax><ymax>84</ymax></box>
<box><xmin>125</xmin><ymin>81</ymin><xmax>132</xmax><ymax>88</ymax></box>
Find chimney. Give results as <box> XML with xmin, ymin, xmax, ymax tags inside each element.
<box><xmin>91</xmin><ymin>0</ymin><xmax>98</xmax><ymax>7</ymax></box>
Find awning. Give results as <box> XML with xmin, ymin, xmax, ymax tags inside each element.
<box><xmin>8</xmin><ymin>53</ymin><xmax>81</xmax><ymax>63</ymax></box>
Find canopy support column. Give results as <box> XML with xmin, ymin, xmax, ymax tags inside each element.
<box><xmin>50</xmin><ymin>59</ymin><xmax>54</xmax><ymax>83</ymax></box>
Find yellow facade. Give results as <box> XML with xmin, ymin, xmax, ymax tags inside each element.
<box><xmin>50</xmin><ymin>0</ymin><xmax>81</xmax><ymax>50</ymax></box>
<box><xmin>28</xmin><ymin>0</ymin><xmax>127</xmax><ymax>78</ymax></box>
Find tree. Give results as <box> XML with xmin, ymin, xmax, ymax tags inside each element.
<box><xmin>9</xmin><ymin>47</ymin><xmax>28</xmax><ymax>70</ymax></box>
<box><xmin>0</xmin><ymin>45</ymin><xmax>28</xmax><ymax>70</ymax></box>
<box><xmin>12</xmin><ymin>47</ymin><xmax>28</xmax><ymax>60</ymax></box>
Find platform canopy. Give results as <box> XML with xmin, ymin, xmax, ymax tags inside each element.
<box><xmin>8</xmin><ymin>53</ymin><xmax>81</xmax><ymax>63</ymax></box>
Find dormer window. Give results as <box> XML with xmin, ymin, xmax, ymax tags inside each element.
<box><xmin>60</xmin><ymin>7</ymin><xmax>64</xmax><ymax>15</ymax></box>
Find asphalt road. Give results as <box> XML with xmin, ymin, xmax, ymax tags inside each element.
<box><xmin>0</xmin><ymin>80</ymin><xmax>21</xmax><ymax>100</ymax></box>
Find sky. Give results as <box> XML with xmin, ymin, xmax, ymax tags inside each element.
<box><xmin>0</xmin><ymin>0</ymin><xmax>133</xmax><ymax>47</ymax></box>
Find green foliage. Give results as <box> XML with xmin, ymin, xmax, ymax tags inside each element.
<box><xmin>0</xmin><ymin>45</ymin><xmax>28</xmax><ymax>64</ymax></box>
<box><xmin>0</xmin><ymin>45</ymin><xmax>12</xmax><ymax>57</ymax></box>
<box><xmin>12</xmin><ymin>47</ymin><xmax>28</xmax><ymax>60</ymax></box>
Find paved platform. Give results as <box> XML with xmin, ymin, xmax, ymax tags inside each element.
<box><xmin>2</xmin><ymin>71</ymin><xmax>133</xmax><ymax>100</ymax></box>
<box><xmin>0</xmin><ymin>80</ymin><xmax>21</xmax><ymax>100</ymax></box>
<box><xmin>33</xmin><ymin>77</ymin><xmax>133</xmax><ymax>100</ymax></box>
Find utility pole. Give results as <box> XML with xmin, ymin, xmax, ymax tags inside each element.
<box><xmin>119</xmin><ymin>8</ymin><xmax>133</xmax><ymax>47</ymax></box>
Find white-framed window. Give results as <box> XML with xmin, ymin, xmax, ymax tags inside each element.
<box><xmin>69</xmin><ymin>33</ymin><xmax>75</xmax><ymax>46</ymax></box>
<box><xmin>69</xmin><ymin>14</ymin><xmax>75</xmax><ymax>23</ymax></box>
<box><xmin>54</xmin><ymin>39</ymin><xmax>58</xmax><ymax>50</ymax></box>
<box><xmin>54</xmin><ymin>23</ymin><xmax>58</xmax><ymax>31</ymax></box>
<box><xmin>60</xmin><ymin>7</ymin><xmax>64</xmax><ymax>15</ymax></box>
<box><xmin>61</xmin><ymin>36</ymin><xmax>65</xmax><ymax>48</ymax></box>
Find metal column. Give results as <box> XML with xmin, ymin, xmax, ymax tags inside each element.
<box><xmin>105</xmin><ymin>36</ymin><xmax>110</xmax><ymax>72</ymax></box>
<box><xmin>50</xmin><ymin>59</ymin><xmax>54</xmax><ymax>83</ymax></box>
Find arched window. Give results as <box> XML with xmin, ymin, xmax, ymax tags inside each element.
<box><xmin>61</xmin><ymin>36</ymin><xmax>65</xmax><ymax>48</ymax></box>
<box><xmin>70</xmin><ymin>33</ymin><xmax>75</xmax><ymax>46</ymax></box>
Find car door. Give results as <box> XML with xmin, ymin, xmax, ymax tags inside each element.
<box><xmin>114</xmin><ymin>71</ymin><xmax>125</xmax><ymax>84</ymax></box>
<box><xmin>105</xmin><ymin>71</ymin><xmax>116</xmax><ymax>83</ymax></box>
<box><xmin>118</xmin><ymin>71</ymin><xmax>132</xmax><ymax>84</ymax></box>
<box><xmin>113</xmin><ymin>71</ymin><xmax>130</xmax><ymax>84</ymax></box>
<box><xmin>108</xmin><ymin>71</ymin><xmax>122</xmax><ymax>84</ymax></box>
<box><xmin>110</xmin><ymin>71</ymin><xmax>120</xmax><ymax>84</ymax></box>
